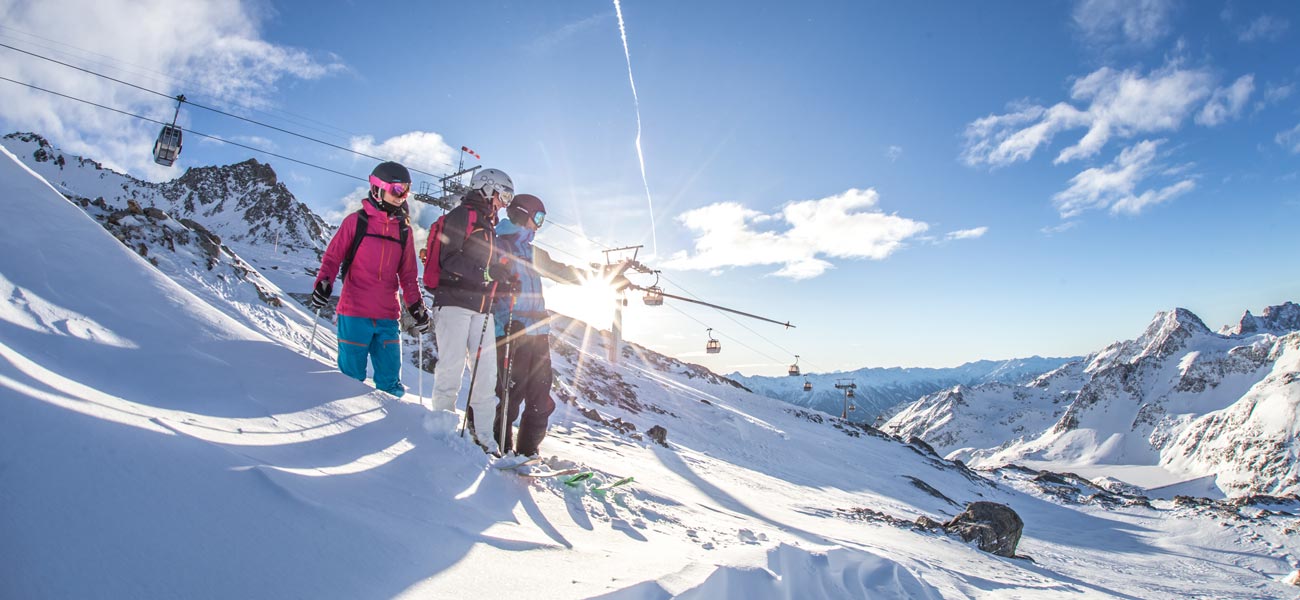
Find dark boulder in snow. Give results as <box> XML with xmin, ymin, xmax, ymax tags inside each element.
<box><xmin>944</xmin><ymin>501</ymin><xmax>1023</xmax><ymax>558</ymax></box>
<box><xmin>647</xmin><ymin>425</ymin><xmax>668</xmax><ymax>447</ymax></box>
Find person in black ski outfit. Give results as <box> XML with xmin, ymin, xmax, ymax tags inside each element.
<box><xmin>423</xmin><ymin>168</ymin><xmax>517</xmax><ymax>451</ymax></box>
<box><xmin>490</xmin><ymin>194</ymin><xmax>627</xmax><ymax>457</ymax></box>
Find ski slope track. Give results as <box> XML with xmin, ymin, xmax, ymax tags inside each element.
<box><xmin>2</xmin><ymin>140</ymin><xmax>1298</xmax><ymax>598</ymax></box>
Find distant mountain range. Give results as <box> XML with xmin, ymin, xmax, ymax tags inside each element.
<box><xmin>885</xmin><ymin>303</ymin><xmax>1300</xmax><ymax>497</ymax></box>
<box><xmin>730</xmin><ymin>356</ymin><xmax>1078</xmax><ymax>425</ymax></box>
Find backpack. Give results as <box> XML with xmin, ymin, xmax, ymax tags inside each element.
<box><xmin>340</xmin><ymin>208</ymin><xmax>410</xmax><ymax>281</ymax></box>
<box><xmin>421</xmin><ymin>207</ymin><xmax>480</xmax><ymax>290</ymax></box>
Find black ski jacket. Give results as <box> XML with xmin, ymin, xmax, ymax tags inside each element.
<box><xmin>431</xmin><ymin>190</ymin><xmax>499</xmax><ymax>313</ymax></box>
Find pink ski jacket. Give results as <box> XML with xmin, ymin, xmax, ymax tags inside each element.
<box><xmin>314</xmin><ymin>199</ymin><xmax>420</xmax><ymax>321</ymax></box>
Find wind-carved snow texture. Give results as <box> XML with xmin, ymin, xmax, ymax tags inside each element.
<box><xmin>887</xmin><ymin>303</ymin><xmax>1300</xmax><ymax>498</ymax></box>
<box><xmin>4</xmin><ymin>139</ymin><xmax>1299</xmax><ymax>599</ymax></box>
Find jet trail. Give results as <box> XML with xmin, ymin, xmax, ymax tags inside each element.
<box><xmin>613</xmin><ymin>0</ymin><xmax>658</xmax><ymax>255</ymax></box>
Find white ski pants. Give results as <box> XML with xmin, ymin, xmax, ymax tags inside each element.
<box><xmin>432</xmin><ymin>305</ymin><xmax>498</xmax><ymax>439</ymax></box>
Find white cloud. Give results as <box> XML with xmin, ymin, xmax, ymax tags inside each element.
<box><xmin>1072</xmin><ymin>0</ymin><xmax>1176</xmax><ymax>46</ymax></box>
<box><xmin>944</xmin><ymin>227</ymin><xmax>988</xmax><ymax>241</ymax></box>
<box><xmin>662</xmin><ymin>189</ymin><xmax>929</xmax><ymax>280</ymax></box>
<box><xmin>1239</xmin><ymin>15</ymin><xmax>1290</xmax><ymax>42</ymax></box>
<box><xmin>529</xmin><ymin>12</ymin><xmax>612</xmax><ymax>53</ymax></box>
<box><xmin>1277</xmin><ymin>124</ymin><xmax>1300</xmax><ymax>154</ymax></box>
<box><xmin>1196</xmin><ymin>75</ymin><xmax>1255</xmax><ymax>126</ymax></box>
<box><xmin>886</xmin><ymin>145</ymin><xmax>903</xmax><ymax>161</ymax></box>
<box><xmin>0</xmin><ymin>0</ymin><xmax>343</xmax><ymax>180</ymax></box>
<box><xmin>1041</xmin><ymin>221</ymin><xmax>1080</xmax><ymax>235</ymax></box>
<box><xmin>963</xmin><ymin>63</ymin><xmax>1215</xmax><ymax>167</ymax></box>
<box><xmin>1052</xmin><ymin>140</ymin><xmax>1195</xmax><ymax>218</ymax></box>
<box><xmin>1264</xmin><ymin>82</ymin><xmax>1295</xmax><ymax>103</ymax></box>
<box><xmin>348</xmin><ymin>131</ymin><xmax>456</xmax><ymax>177</ymax></box>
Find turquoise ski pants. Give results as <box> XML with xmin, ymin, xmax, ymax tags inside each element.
<box><xmin>337</xmin><ymin>315</ymin><xmax>404</xmax><ymax>397</ymax></box>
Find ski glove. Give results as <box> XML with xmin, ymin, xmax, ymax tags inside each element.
<box><xmin>488</xmin><ymin>262</ymin><xmax>520</xmax><ymax>294</ymax></box>
<box><xmin>408</xmin><ymin>301</ymin><xmax>431</xmax><ymax>335</ymax></box>
<box><xmin>308</xmin><ymin>280</ymin><xmax>332</xmax><ymax>311</ymax></box>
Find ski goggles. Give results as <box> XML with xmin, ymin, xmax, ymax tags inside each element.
<box><xmin>369</xmin><ymin>175</ymin><xmax>411</xmax><ymax>198</ymax></box>
<box><xmin>531</xmin><ymin>211</ymin><xmax>546</xmax><ymax>228</ymax></box>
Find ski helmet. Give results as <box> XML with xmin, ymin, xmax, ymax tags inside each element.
<box><xmin>508</xmin><ymin>194</ymin><xmax>546</xmax><ymax>228</ymax></box>
<box><xmin>470</xmin><ymin>167</ymin><xmax>513</xmax><ymax>202</ymax></box>
<box><xmin>370</xmin><ymin>161</ymin><xmax>411</xmax><ymax>184</ymax></box>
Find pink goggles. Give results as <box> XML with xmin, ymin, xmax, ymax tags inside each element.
<box><xmin>369</xmin><ymin>175</ymin><xmax>411</xmax><ymax>198</ymax></box>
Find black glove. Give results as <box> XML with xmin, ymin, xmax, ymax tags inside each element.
<box><xmin>408</xmin><ymin>301</ymin><xmax>431</xmax><ymax>335</ymax></box>
<box><xmin>488</xmin><ymin>262</ymin><xmax>520</xmax><ymax>294</ymax></box>
<box><xmin>504</xmin><ymin>319</ymin><xmax>526</xmax><ymax>337</ymax></box>
<box><xmin>308</xmin><ymin>280</ymin><xmax>332</xmax><ymax>311</ymax></box>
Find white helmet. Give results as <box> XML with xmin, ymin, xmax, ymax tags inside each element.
<box><xmin>470</xmin><ymin>168</ymin><xmax>514</xmax><ymax>202</ymax></box>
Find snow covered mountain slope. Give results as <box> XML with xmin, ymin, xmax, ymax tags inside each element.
<box><xmin>1</xmin><ymin>132</ymin><xmax>329</xmax><ymax>294</ymax></box>
<box><xmin>4</xmin><ymin>143</ymin><xmax>1299</xmax><ymax>598</ymax></box>
<box><xmin>731</xmin><ymin>356</ymin><xmax>1076</xmax><ymax>425</ymax></box>
<box><xmin>886</xmin><ymin>305</ymin><xmax>1300</xmax><ymax>497</ymax></box>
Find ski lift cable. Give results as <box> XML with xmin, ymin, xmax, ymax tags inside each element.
<box><xmin>0</xmin><ymin>42</ymin><xmax>452</xmax><ymax>173</ymax></box>
<box><xmin>655</xmin><ymin>270</ymin><xmax>821</xmax><ymax>371</ymax></box>
<box><xmin>0</xmin><ymin>34</ymin><xmax>365</xmax><ymax>147</ymax></box>
<box><xmin>662</xmin><ymin>302</ymin><xmax>787</xmax><ymax>365</ymax></box>
<box><xmin>0</xmin><ymin>75</ymin><xmax>366</xmax><ymax>182</ymax></box>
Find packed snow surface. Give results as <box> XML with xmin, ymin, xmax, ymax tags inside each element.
<box><xmin>2</xmin><ymin>144</ymin><xmax>1298</xmax><ymax>599</ymax></box>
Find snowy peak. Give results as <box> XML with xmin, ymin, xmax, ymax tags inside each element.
<box><xmin>1090</xmin><ymin>307</ymin><xmax>1211</xmax><ymax>370</ymax></box>
<box><xmin>163</xmin><ymin>158</ymin><xmax>327</xmax><ymax>249</ymax></box>
<box><xmin>888</xmin><ymin>301</ymin><xmax>1300</xmax><ymax>497</ymax></box>
<box><xmin>1221</xmin><ymin>302</ymin><xmax>1300</xmax><ymax>337</ymax></box>
<box><xmin>1</xmin><ymin>131</ymin><xmax>330</xmax><ymax>256</ymax></box>
<box><xmin>732</xmin><ymin>356</ymin><xmax>1077</xmax><ymax>425</ymax></box>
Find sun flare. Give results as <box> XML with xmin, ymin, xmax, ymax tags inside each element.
<box><xmin>543</xmin><ymin>272</ymin><xmax>619</xmax><ymax>329</ymax></box>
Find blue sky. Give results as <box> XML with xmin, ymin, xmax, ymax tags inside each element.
<box><xmin>2</xmin><ymin>0</ymin><xmax>1297</xmax><ymax>375</ymax></box>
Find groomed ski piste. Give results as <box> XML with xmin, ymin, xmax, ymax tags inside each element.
<box><xmin>2</xmin><ymin>146</ymin><xmax>1297</xmax><ymax>599</ymax></box>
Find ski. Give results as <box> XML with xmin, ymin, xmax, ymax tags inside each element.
<box><xmin>518</xmin><ymin>467</ymin><xmax>584</xmax><ymax>479</ymax></box>
<box><xmin>492</xmin><ymin>456</ymin><xmax>542</xmax><ymax>471</ymax></box>
<box><xmin>563</xmin><ymin>472</ymin><xmax>595</xmax><ymax>487</ymax></box>
<box><xmin>592</xmin><ymin>476</ymin><xmax>635</xmax><ymax>494</ymax></box>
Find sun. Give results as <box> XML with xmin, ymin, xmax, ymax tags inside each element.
<box><xmin>543</xmin><ymin>272</ymin><xmax>618</xmax><ymax>329</ymax></box>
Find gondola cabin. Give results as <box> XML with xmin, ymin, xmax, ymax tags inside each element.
<box><xmin>802</xmin><ymin>379</ymin><xmax>812</xmax><ymax>392</ymax></box>
<box><xmin>153</xmin><ymin>125</ymin><xmax>183</xmax><ymax>166</ymax></box>
<box><xmin>643</xmin><ymin>286</ymin><xmax>664</xmax><ymax>306</ymax></box>
<box><xmin>705</xmin><ymin>328</ymin><xmax>721</xmax><ymax>354</ymax></box>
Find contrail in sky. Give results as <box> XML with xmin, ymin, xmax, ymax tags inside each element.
<box><xmin>613</xmin><ymin>0</ymin><xmax>658</xmax><ymax>255</ymax></box>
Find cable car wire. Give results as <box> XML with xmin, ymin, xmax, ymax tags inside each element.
<box><xmin>0</xmin><ymin>42</ymin><xmax>452</xmax><ymax>174</ymax></box>
<box><xmin>0</xmin><ymin>27</ymin><xmax>362</xmax><ymax>142</ymax></box>
<box><xmin>665</xmin><ymin>302</ymin><xmax>785</xmax><ymax>363</ymax></box>
<box><xmin>0</xmin><ymin>75</ymin><xmax>366</xmax><ymax>182</ymax></box>
<box><xmin>4</xmin><ymin>38</ymin><xmax>815</xmax><ymax>373</ymax></box>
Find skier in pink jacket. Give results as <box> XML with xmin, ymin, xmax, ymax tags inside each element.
<box><xmin>308</xmin><ymin>162</ymin><xmax>429</xmax><ymax>397</ymax></box>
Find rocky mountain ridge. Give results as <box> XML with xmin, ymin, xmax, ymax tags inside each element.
<box><xmin>731</xmin><ymin>355</ymin><xmax>1077</xmax><ymax>425</ymax></box>
<box><xmin>885</xmin><ymin>303</ymin><xmax>1300</xmax><ymax>497</ymax></box>
<box><xmin>3</xmin><ymin>132</ymin><xmax>330</xmax><ymax>255</ymax></box>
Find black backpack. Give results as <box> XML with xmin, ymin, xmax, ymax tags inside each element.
<box><xmin>339</xmin><ymin>208</ymin><xmax>410</xmax><ymax>281</ymax></box>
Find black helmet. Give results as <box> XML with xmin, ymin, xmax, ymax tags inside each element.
<box><xmin>370</xmin><ymin>161</ymin><xmax>411</xmax><ymax>184</ymax></box>
<box><xmin>508</xmin><ymin>194</ymin><xmax>546</xmax><ymax>227</ymax></box>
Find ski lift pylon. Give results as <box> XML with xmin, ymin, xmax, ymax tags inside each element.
<box><xmin>153</xmin><ymin>94</ymin><xmax>185</xmax><ymax>167</ymax></box>
<box><xmin>788</xmin><ymin>355</ymin><xmax>801</xmax><ymax>377</ymax></box>
<box><xmin>705</xmin><ymin>328</ymin><xmax>721</xmax><ymax>354</ymax></box>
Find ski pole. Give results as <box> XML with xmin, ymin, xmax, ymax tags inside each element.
<box><xmin>307</xmin><ymin>306</ymin><xmax>322</xmax><ymax>361</ymax></box>
<box><xmin>498</xmin><ymin>294</ymin><xmax>517</xmax><ymax>454</ymax></box>
<box><xmin>459</xmin><ymin>281</ymin><xmax>499</xmax><ymax>438</ymax></box>
<box><xmin>418</xmin><ymin>330</ymin><xmax>424</xmax><ymax>409</ymax></box>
